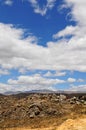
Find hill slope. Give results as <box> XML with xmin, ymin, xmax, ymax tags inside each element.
<box><xmin>0</xmin><ymin>93</ymin><xmax>86</xmax><ymax>129</ymax></box>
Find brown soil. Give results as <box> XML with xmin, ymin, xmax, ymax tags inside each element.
<box><xmin>0</xmin><ymin>93</ymin><xmax>86</xmax><ymax>130</ymax></box>
<box><xmin>3</xmin><ymin>116</ymin><xmax>86</xmax><ymax>130</ymax></box>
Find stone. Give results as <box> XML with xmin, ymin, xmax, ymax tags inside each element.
<box><xmin>59</xmin><ymin>94</ymin><xmax>66</xmax><ymax>101</ymax></box>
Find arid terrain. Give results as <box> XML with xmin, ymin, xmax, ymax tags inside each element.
<box><xmin>4</xmin><ymin>117</ymin><xmax>86</xmax><ymax>130</ymax></box>
<box><xmin>0</xmin><ymin>93</ymin><xmax>86</xmax><ymax>130</ymax></box>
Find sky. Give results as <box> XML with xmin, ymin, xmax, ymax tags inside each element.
<box><xmin>0</xmin><ymin>0</ymin><xmax>86</xmax><ymax>93</ymax></box>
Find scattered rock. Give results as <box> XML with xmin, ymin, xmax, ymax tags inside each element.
<box><xmin>0</xmin><ymin>93</ymin><xmax>86</xmax><ymax>128</ymax></box>
<box><xmin>59</xmin><ymin>94</ymin><xmax>66</xmax><ymax>101</ymax></box>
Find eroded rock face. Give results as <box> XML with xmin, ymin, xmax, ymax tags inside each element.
<box><xmin>29</xmin><ymin>103</ymin><xmax>41</xmax><ymax>118</ymax></box>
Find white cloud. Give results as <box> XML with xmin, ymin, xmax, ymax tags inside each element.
<box><xmin>0</xmin><ymin>83</ymin><xmax>12</xmax><ymax>93</ymax></box>
<box><xmin>53</xmin><ymin>25</ymin><xmax>77</xmax><ymax>39</ymax></box>
<box><xmin>27</xmin><ymin>0</ymin><xmax>56</xmax><ymax>16</ymax></box>
<box><xmin>69</xmin><ymin>84</ymin><xmax>86</xmax><ymax>92</ymax></box>
<box><xmin>64</xmin><ymin>0</ymin><xmax>86</xmax><ymax>26</ymax></box>
<box><xmin>0</xmin><ymin>69</ymin><xmax>9</xmax><ymax>75</ymax></box>
<box><xmin>0</xmin><ymin>0</ymin><xmax>86</xmax><ymax>74</ymax></box>
<box><xmin>67</xmin><ymin>78</ymin><xmax>76</xmax><ymax>83</ymax></box>
<box><xmin>8</xmin><ymin>74</ymin><xmax>65</xmax><ymax>85</ymax></box>
<box><xmin>0</xmin><ymin>22</ymin><xmax>86</xmax><ymax>73</ymax></box>
<box><xmin>0</xmin><ymin>73</ymin><xmax>85</xmax><ymax>93</ymax></box>
<box><xmin>4</xmin><ymin>0</ymin><xmax>13</xmax><ymax>6</ymax></box>
<box><xmin>43</xmin><ymin>71</ymin><xmax>53</xmax><ymax>77</ymax></box>
<box><xmin>77</xmin><ymin>79</ymin><xmax>85</xmax><ymax>82</ymax></box>
<box><xmin>44</xmin><ymin>71</ymin><xmax>66</xmax><ymax>77</ymax></box>
<box><xmin>67</xmin><ymin>78</ymin><xmax>85</xmax><ymax>83</ymax></box>
<box><xmin>67</xmin><ymin>77</ymin><xmax>85</xmax><ymax>83</ymax></box>
<box><xmin>1</xmin><ymin>0</ymin><xmax>86</xmax><ymax>92</ymax></box>
<box><xmin>0</xmin><ymin>74</ymin><xmax>65</xmax><ymax>93</ymax></box>
<box><xmin>0</xmin><ymin>74</ymin><xmax>85</xmax><ymax>93</ymax></box>
<box><xmin>0</xmin><ymin>23</ymin><xmax>49</xmax><ymax>70</ymax></box>
<box><xmin>55</xmin><ymin>71</ymin><xmax>67</xmax><ymax>76</ymax></box>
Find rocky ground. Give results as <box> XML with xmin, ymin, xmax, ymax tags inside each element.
<box><xmin>0</xmin><ymin>93</ymin><xmax>86</xmax><ymax>129</ymax></box>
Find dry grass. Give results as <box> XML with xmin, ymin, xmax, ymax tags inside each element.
<box><xmin>2</xmin><ymin>116</ymin><xmax>86</xmax><ymax>130</ymax></box>
<box><xmin>0</xmin><ymin>93</ymin><xmax>86</xmax><ymax>130</ymax></box>
<box><xmin>4</xmin><ymin>127</ymin><xmax>55</xmax><ymax>130</ymax></box>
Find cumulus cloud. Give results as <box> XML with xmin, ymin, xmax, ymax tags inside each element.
<box><xmin>77</xmin><ymin>79</ymin><xmax>85</xmax><ymax>82</ymax></box>
<box><xmin>64</xmin><ymin>0</ymin><xmax>86</xmax><ymax>26</ymax></box>
<box><xmin>0</xmin><ymin>21</ymin><xmax>86</xmax><ymax>73</ymax></box>
<box><xmin>0</xmin><ymin>0</ymin><xmax>86</xmax><ymax>73</ymax></box>
<box><xmin>53</xmin><ymin>25</ymin><xmax>77</xmax><ymax>39</ymax></box>
<box><xmin>0</xmin><ymin>73</ymin><xmax>84</xmax><ymax>93</ymax></box>
<box><xmin>67</xmin><ymin>78</ymin><xmax>85</xmax><ymax>83</ymax></box>
<box><xmin>52</xmin><ymin>0</ymin><xmax>86</xmax><ymax>73</ymax></box>
<box><xmin>0</xmin><ymin>69</ymin><xmax>9</xmax><ymax>75</ymax></box>
<box><xmin>27</xmin><ymin>0</ymin><xmax>56</xmax><ymax>16</ymax></box>
<box><xmin>8</xmin><ymin>74</ymin><xmax>65</xmax><ymax>85</ymax></box>
<box><xmin>0</xmin><ymin>83</ymin><xmax>12</xmax><ymax>93</ymax></box>
<box><xmin>0</xmin><ymin>74</ymin><xmax>65</xmax><ymax>93</ymax></box>
<box><xmin>44</xmin><ymin>71</ymin><xmax>66</xmax><ymax>77</ymax></box>
<box><xmin>0</xmin><ymin>23</ymin><xmax>49</xmax><ymax>70</ymax></box>
<box><xmin>0</xmin><ymin>0</ymin><xmax>86</xmax><ymax>92</ymax></box>
<box><xmin>67</xmin><ymin>78</ymin><xmax>76</xmax><ymax>83</ymax></box>
<box><xmin>69</xmin><ymin>84</ymin><xmax>86</xmax><ymax>92</ymax></box>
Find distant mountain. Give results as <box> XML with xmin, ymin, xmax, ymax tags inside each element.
<box><xmin>4</xmin><ymin>91</ymin><xmax>22</xmax><ymax>95</ymax></box>
<box><xmin>3</xmin><ymin>89</ymin><xmax>86</xmax><ymax>95</ymax></box>
<box><xmin>3</xmin><ymin>89</ymin><xmax>57</xmax><ymax>95</ymax></box>
<box><xmin>0</xmin><ymin>93</ymin><xmax>4</xmax><ymax>96</ymax></box>
<box><xmin>25</xmin><ymin>89</ymin><xmax>56</xmax><ymax>93</ymax></box>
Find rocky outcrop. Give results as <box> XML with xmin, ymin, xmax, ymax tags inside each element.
<box><xmin>0</xmin><ymin>93</ymin><xmax>86</xmax><ymax>128</ymax></box>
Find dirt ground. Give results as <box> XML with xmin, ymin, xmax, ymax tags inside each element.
<box><xmin>3</xmin><ymin>116</ymin><xmax>86</xmax><ymax>130</ymax></box>
<box><xmin>0</xmin><ymin>93</ymin><xmax>86</xmax><ymax>130</ymax></box>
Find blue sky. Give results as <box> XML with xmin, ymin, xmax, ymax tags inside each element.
<box><xmin>0</xmin><ymin>0</ymin><xmax>86</xmax><ymax>93</ymax></box>
<box><xmin>0</xmin><ymin>0</ymin><xmax>70</xmax><ymax>45</ymax></box>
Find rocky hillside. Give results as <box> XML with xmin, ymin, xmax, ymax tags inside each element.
<box><xmin>0</xmin><ymin>93</ymin><xmax>86</xmax><ymax>129</ymax></box>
